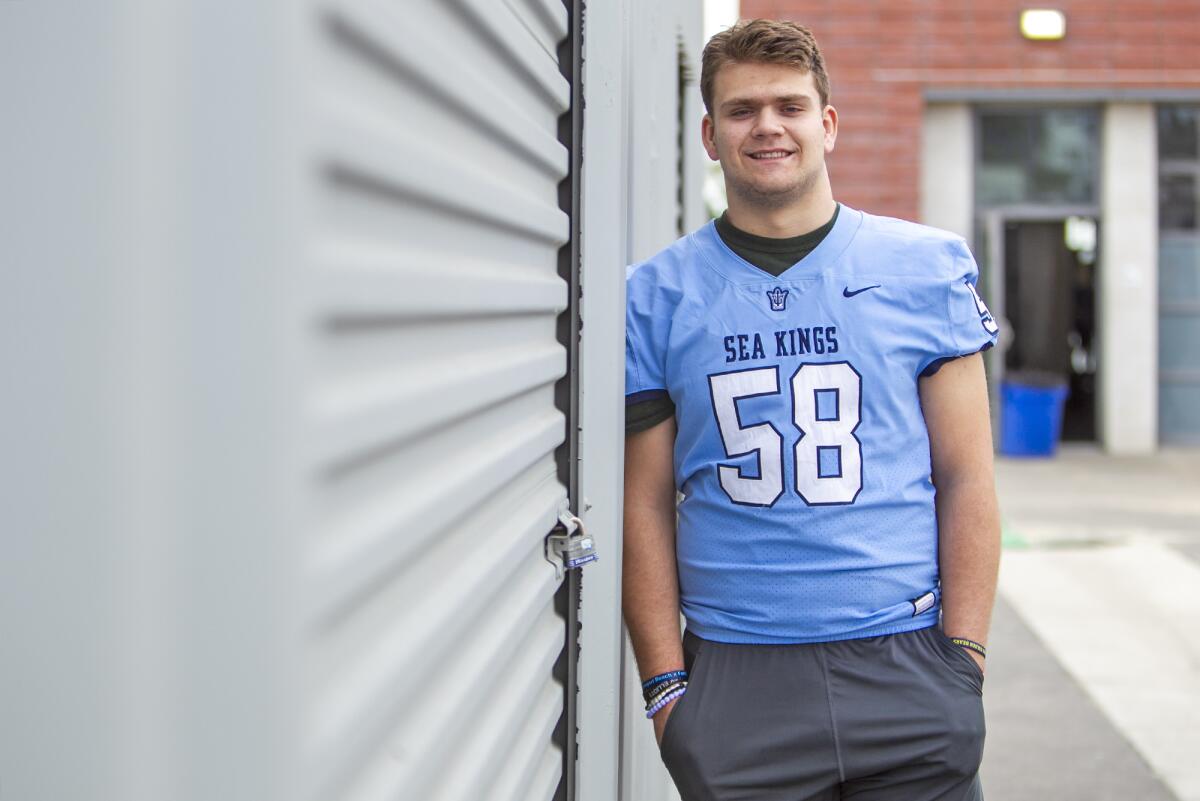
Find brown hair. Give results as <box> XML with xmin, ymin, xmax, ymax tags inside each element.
<box><xmin>700</xmin><ymin>19</ymin><xmax>831</xmax><ymax>113</ymax></box>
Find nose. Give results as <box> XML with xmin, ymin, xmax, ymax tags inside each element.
<box><xmin>752</xmin><ymin>108</ymin><xmax>785</xmax><ymax>137</ymax></box>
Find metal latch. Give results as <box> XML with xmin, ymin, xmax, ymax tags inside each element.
<box><xmin>545</xmin><ymin>507</ymin><xmax>598</xmax><ymax>579</ymax></box>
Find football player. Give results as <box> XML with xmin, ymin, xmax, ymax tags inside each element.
<box><xmin>624</xmin><ymin>19</ymin><xmax>1000</xmax><ymax>801</ymax></box>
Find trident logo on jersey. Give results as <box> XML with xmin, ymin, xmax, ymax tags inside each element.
<box><xmin>766</xmin><ymin>287</ymin><xmax>789</xmax><ymax>312</ymax></box>
<box><xmin>965</xmin><ymin>280</ymin><xmax>1000</xmax><ymax>335</ymax></box>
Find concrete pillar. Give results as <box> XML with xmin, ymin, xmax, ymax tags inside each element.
<box><xmin>1100</xmin><ymin>103</ymin><xmax>1158</xmax><ymax>454</ymax></box>
<box><xmin>920</xmin><ymin>103</ymin><xmax>974</xmax><ymax>239</ymax></box>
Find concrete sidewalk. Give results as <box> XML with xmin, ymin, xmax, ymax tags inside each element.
<box><xmin>982</xmin><ymin>445</ymin><xmax>1200</xmax><ymax>801</ymax></box>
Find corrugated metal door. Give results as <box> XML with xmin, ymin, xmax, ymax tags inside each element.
<box><xmin>302</xmin><ymin>2</ymin><xmax>577</xmax><ymax>799</ymax></box>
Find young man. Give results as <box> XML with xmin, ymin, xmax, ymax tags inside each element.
<box><xmin>623</xmin><ymin>19</ymin><xmax>1001</xmax><ymax>801</ymax></box>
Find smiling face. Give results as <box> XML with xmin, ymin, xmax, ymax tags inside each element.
<box><xmin>702</xmin><ymin>61</ymin><xmax>838</xmax><ymax>212</ymax></box>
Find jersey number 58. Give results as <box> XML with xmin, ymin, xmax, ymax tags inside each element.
<box><xmin>707</xmin><ymin>362</ymin><xmax>863</xmax><ymax>507</ymax></box>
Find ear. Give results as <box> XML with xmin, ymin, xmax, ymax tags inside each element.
<box><xmin>823</xmin><ymin>104</ymin><xmax>838</xmax><ymax>154</ymax></box>
<box><xmin>701</xmin><ymin>114</ymin><xmax>720</xmax><ymax>161</ymax></box>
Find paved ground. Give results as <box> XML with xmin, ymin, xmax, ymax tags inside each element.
<box><xmin>981</xmin><ymin>597</ymin><xmax>1178</xmax><ymax>801</ymax></box>
<box><xmin>982</xmin><ymin>445</ymin><xmax>1200</xmax><ymax>801</ymax></box>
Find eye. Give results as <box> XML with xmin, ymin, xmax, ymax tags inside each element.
<box><xmin>730</xmin><ymin>108</ymin><xmax>752</xmax><ymax>118</ymax></box>
<box><xmin>783</xmin><ymin>105</ymin><xmax>803</xmax><ymax>114</ymax></box>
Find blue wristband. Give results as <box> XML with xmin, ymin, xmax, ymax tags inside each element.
<box><xmin>642</xmin><ymin>670</ymin><xmax>687</xmax><ymax>690</ymax></box>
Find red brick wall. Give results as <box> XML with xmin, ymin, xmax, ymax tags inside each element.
<box><xmin>737</xmin><ymin>1</ymin><xmax>1200</xmax><ymax>220</ymax></box>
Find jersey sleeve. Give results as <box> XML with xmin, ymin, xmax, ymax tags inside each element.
<box><xmin>625</xmin><ymin>263</ymin><xmax>671</xmax><ymax>397</ymax></box>
<box><xmin>918</xmin><ymin>239</ymin><xmax>1000</xmax><ymax>377</ymax></box>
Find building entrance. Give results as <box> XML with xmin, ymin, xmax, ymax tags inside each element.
<box><xmin>974</xmin><ymin>106</ymin><xmax>1102</xmax><ymax>445</ymax></box>
<box><xmin>1002</xmin><ymin>218</ymin><xmax>1098</xmax><ymax>441</ymax></box>
<box><xmin>982</xmin><ymin>211</ymin><xmax>1100</xmax><ymax>443</ymax></box>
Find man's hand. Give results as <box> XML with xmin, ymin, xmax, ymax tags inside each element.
<box><xmin>963</xmin><ymin>648</ymin><xmax>986</xmax><ymax>676</ymax></box>
<box><xmin>652</xmin><ymin>696</ymin><xmax>681</xmax><ymax>746</ymax></box>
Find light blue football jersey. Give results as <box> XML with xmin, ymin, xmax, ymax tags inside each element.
<box><xmin>625</xmin><ymin>205</ymin><xmax>998</xmax><ymax>644</ymax></box>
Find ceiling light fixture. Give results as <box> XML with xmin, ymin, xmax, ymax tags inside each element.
<box><xmin>1020</xmin><ymin>9</ymin><xmax>1066</xmax><ymax>40</ymax></box>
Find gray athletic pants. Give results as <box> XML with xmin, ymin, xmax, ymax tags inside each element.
<box><xmin>659</xmin><ymin>625</ymin><xmax>986</xmax><ymax>801</ymax></box>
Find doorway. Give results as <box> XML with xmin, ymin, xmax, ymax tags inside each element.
<box><xmin>985</xmin><ymin>212</ymin><xmax>1100</xmax><ymax>442</ymax></box>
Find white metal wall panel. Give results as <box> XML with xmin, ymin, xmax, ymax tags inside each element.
<box><xmin>1</xmin><ymin>1</ymin><xmax>706</xmax><ymax>800</ymax></box>
<box><xmin>303</xmin><ymin>3</ymin><xmax>572</xmax><ymax>801</ymax></box>
<box><xmin>575</xmin><ymin>2</ymin><xmax>633</xmax><ymax>800</ymax></box>
<box><xmin>4</xmin><ymin>3</ymin><xmax>311</xmax><ymax>800</ymax></box>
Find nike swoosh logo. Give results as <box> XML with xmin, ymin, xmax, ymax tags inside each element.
<box><xmin>843</xmin><ymin>284</ymin><xmax>881</xmax><ymax>298</ymax></box>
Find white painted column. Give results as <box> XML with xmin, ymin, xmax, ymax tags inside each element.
<box><xmin>1100</xmin><ymin>103</ymin><xmax>1158</xmax><ymax>454</ymax></box>
<box><xmin>920</xmin><ymin>103</ymin><xmax>974</xmax><ymax>239</ymax></box>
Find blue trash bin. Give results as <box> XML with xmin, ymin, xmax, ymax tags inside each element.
<box><xmin>999</xmin><ymin>377</ymin><xmax>1069</xmax><ymax>457</ymax></box>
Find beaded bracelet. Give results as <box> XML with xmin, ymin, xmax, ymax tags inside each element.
<box><xmin>950</xmin><ymin>637</ymin><xmax>987</xmax><ymax>659</ymax></box>
<box><xmin>645</xmin><ymin>684</ymin><xmax>687</xmax><ymax>719</ymax></box>
<box><xmin>645</xmin><ymin>678</ymin><xmax>686</xmax><ymax>708</ymax></box>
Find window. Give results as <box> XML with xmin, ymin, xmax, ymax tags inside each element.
<box><xmin>977</xmin><ymin>108</ymin><xmax>1100</xmax><ymax>207</ymax></box>
<box><xmin>1156</xmin><ymin>104</ymin><xmax>1200</xmax><ymax>443</ymax></box>
<box><xmin>1159</xmin><ymin>105</ymin><xmax>1200</xmax><ymax>161</ymax></box>
<box><xmin>1159</xmin><ymin>106</ymin><xmax>1200</xmax><ymax>232</ymax></box>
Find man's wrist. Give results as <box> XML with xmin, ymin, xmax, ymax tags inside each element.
<box><xmin>948</xmin><ymin>636</ymin><xmax>987</xmax><ymax>659</ymax></box>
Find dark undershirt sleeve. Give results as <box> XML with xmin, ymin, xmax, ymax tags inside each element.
<box><xmin>625</xmin><ymin>395</ymin><xmax>675</xmax><ymax>435</ymax></box>
<box><xmin>918</xmin><ymin>341</ymin><xmax>995</xmax><ymax>378</ymax></box>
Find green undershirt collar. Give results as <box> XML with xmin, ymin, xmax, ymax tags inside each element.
<box><xmin>714</xmin><ymin>203</ymin><xmax>841</xmax><ymax>277</ymax></box>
